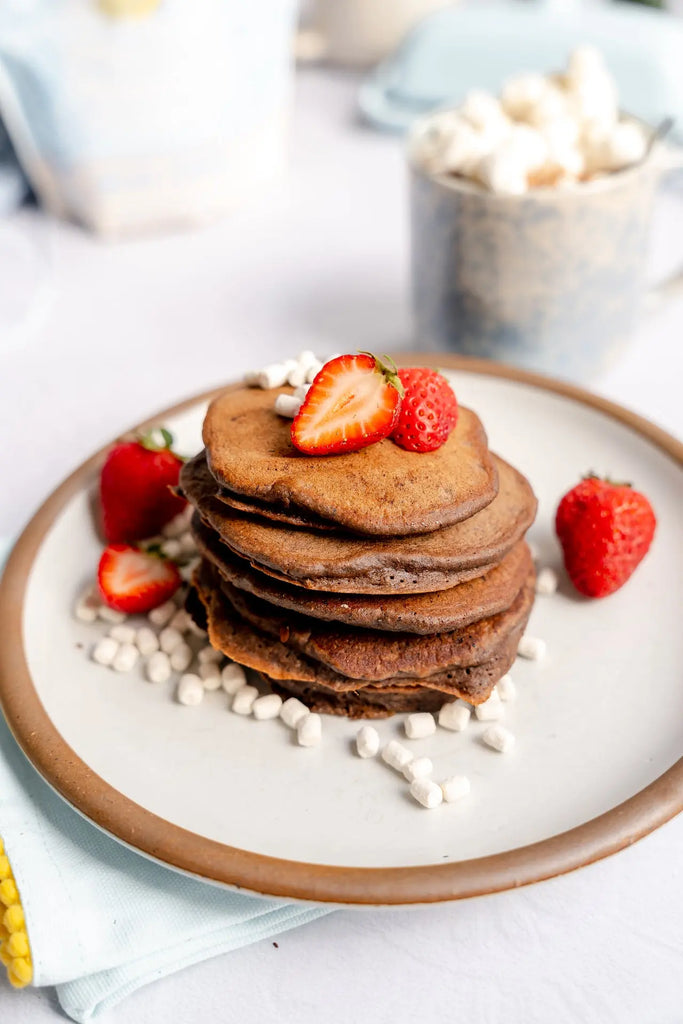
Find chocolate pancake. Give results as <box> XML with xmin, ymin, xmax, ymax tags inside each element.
<box><xmin>219</xmin><ymin>570</ymin><xmax>534</xmax><ymax>681</ymax></box>
<box><xmin>202</xmin><ymin>386</ymin><xmax>498</xmax><ymax>536</ymax></box>
<box><xmin>180</xmin><ymin>453</ymin><xmax>536</xmax><ymax>595</ymax></box>
<box><xmin>193</xmin><ymin>515</ymin><xmax>533</xmax><ymax>635</ymax></box>
<box><xmin>193</xmin><ymin>564</ymin><xmax>524</xmax><ymax>708</ymax></box>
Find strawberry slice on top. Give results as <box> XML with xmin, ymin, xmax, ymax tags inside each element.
<box><xmin>98</xmin><ymin>544</ymin><xmax>181</xmax><ymax>613</ymax></box>
<box><xmin>291</xmin><ymin>353</ymin><xmax>404</xmax><ymax>455</ymax></box>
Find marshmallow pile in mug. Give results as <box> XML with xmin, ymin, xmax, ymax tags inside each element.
<box><xmin>413</xmin><ymin>46</ymin><xmax>652</xmax><ymax>195</ymax></box>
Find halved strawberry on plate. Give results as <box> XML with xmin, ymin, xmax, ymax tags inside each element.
<box><xmin>98</xmin><ymin>545</ymin><xmax>181</xmax><ymax>614</ymax></box>
<box><xmin>291</xmin><ymin>353</ymin><xmax>404</xmax><ymax>455</ymax></box>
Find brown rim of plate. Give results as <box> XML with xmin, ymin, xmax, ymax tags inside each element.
<box><xmin>0</xmin><ymin>354</ymin><xmax>681</xmax><ymax>906</ymax></box>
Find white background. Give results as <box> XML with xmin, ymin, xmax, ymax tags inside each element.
<box><xmin>1</xmin><ymin>69</ymin><xmax>682</xmax><ymax>1022</ymax></box>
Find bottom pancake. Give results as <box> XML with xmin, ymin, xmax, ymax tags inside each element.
<box><xmin>192</xmin><ymin>562</ymin><xmax>529</xmax><ymax>712</ymax></box>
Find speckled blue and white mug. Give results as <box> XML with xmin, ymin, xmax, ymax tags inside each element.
<box><xmin>408</xmin><ymin>117</ymin><xmax>682</xmax><ymax>381</ymax></box>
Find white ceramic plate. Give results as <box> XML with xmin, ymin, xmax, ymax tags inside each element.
<box><xmin>1</xmin><ymin>357</ymin><xmax>681</xmax><ymax>905</ymax></box>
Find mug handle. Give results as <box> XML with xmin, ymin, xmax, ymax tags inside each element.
<box><xmin>644</xmin><ymin>143</ymin><xmax>683</xmax><ymax>312</ymax></box>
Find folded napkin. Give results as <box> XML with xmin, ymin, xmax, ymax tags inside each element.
<box><xmin>0</xmin><ymin>538</ymin><xmax>330</xmax><ymax>1022</ymax></box>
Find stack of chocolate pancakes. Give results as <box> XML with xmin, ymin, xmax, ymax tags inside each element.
<box><xmin>183</xmin><ymin>385</ymin><xmax>538</xmax><ymax>718</ymax></box>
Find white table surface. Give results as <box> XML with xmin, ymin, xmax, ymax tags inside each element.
<box><xmin>1</xmin><ymin>68</ymin><xmax>682</xmax><ymax>1023</ymax></box>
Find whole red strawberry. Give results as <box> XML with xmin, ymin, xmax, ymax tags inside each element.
<box><xmin>291</xmin><ymin>353</ymin><xmax>404</xmax><ymax>455</ymax></box>
<box><xmin>555</xmin><ymin>475</ymin><xmax>656</xmax><ymax>598</ymax></box>
<box><xmin>391</xmin><ymin>368</ymin><xmax>458</xmax><ymax>453</ymax></box>
<box><xmin>100</xmin><ymin>428</ymin><xmax>186</xmax><ymax>543</ymax></box>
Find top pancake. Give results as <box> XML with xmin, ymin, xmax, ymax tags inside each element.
<box><xmin>180</xmin><ymin>451</ymin><xmax>537</xmax><ymax>595</ymax></box>
<box><xmin>202</xmin><ymin>386</ymin><xmax>498</xmax><ymax>536</ymax></box>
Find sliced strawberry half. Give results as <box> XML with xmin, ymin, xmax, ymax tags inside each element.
<box><xmin>97</xmin><ymin>545</ymin><xmax>181</xmax><ymax>614</ymax></box>
<box><xmin>291</xmin><ymin>353</ymin><xmax>404</xmax><ymax>455</ymax></box>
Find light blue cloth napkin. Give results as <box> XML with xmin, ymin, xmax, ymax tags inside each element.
<box><xmin>0</xmin><ymin>538</ymin><xmax>330</xmax><ymax>1022</ymax></box>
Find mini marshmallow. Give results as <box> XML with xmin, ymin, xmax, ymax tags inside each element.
<box><xmin>162</xmin><ymin>508</ymin><xmax>192</xmax><ymax>538</ymax></box>
<box><xmin>74</xmin><ymin>585</ymin><xmax>100</xmax><ymax>623</ymax></box>
<box><xmin>146</xmin><ymin>651</ymin><xmax>171</xmax><ymax>683</ymax></box>
<box><xmin>517</xmin><ymin>635</ymin><xmax>547</xmax><ymax>661</ymax></box>
<box><xmin>108</xmin><ymin>624</ymin><xmax>136</xmax><ymax>644</ymax></box>
<box><xmin>280</xmin><ymin>697</ymin><xmax>310</xmax><ymax>729</ymax></box>
<box><xmin>438</xmin><ymin>701</ymin><xmax>471</xmax><ymax>732</ymax></box>
<box><xmin>441</xmin><ymin>775</ymin><xmax>471</xmax><ymax>803</ymax></box>
<box><xmin>476</xmin><ymin>150</ymin><xmax>528</xmax><ymax>195</ymax></box>
<box><xmin>177</xmin><ymin>673</ymin><xmax>204</xmax><ymax>706</ymax></box>
<box><xmin>254</xmin><ymin>361</ymin><xmax>297</xmax><ymax>390</ymax></box>
<box><xmin>199</xmin><ymin>662</ymin><xmax>222</xmax><ymax>690</ymax></box>
<box><xmin>403</xmin><ymin>757</ymin><xmax>434</xmax><ymax>783</ymax></box>
<box><xmin>460</xmin><ymin>90</ymin><xmax>507</xmax><ymax>133</ymax></box>
<box><xmin>286</xmin><ymin>364</ymin><xmax>308</xmax><ymax>388</ymax></box>
<box><xmin>293</xmin><ymin>384</ymin><xmax>310</xmax><ymax>400</ymax></box>
<box><xmin>600</xmin><ymin>121</ymin><xmax>648</xmax><ymax>170</ymax></box>
<box><xmin>526</xmin><ymin>84</ymin><xmax>571</xmax><ymax>127</ymax></box>
<box><xmin>305</xmin><ymin>361</ymin><xmax>323</xmax><ymax>384</ymax></box>
<box><xmin>536</xmin><ymin>567</ymin><xmax>559</xmax><ymax>595</ymax></box>
<box><xmin>198</xmin><ymin>645</ymin><xmax>223</xmax><ymax>664</ymax></box>
<box><xmin>296</xmin><ymin>349</ymin><xmax>318</xmax><ymax>368</ymax></box>
<box><xmin>160</xmin><ymin>538</ymin><xmax>182</xmax><ymax>560</ymax></box>
<box><xmin>541</xmin><ymin>115</ymin><xmax>581</xmax><ymax>152</ymax></box>
<box><xmin>409</xmin><ymin>778</ymin><xmax>443</xmax><ymax>810</ymax></box>
<box><xmin>135</xmin><ymin>627</ymin><xmax>159</xmax><ymax>656</ymax></box>
<box><xmin>482</xmin><ymin>724</ymin><xmax>516</xmax><ymax>753</ymax></box>
<box><xmin>501</xmin><ymin>72</ymin><xmax>549</xmax><ymax>120</ymax></box>
<box><xmin>497</xmin><ymin>674</ymin><xmax>517</xmax><ymax>702</ymax></box>
<box><xmin>169</xmin><ymin>608</ymin><xmax>191</xmax><ymax>633</ymax></box>
<box><xmin>170</xmin><ymin>642</ymin><xmax>193</xmax><ymax>673</ymax></box>
<box><xmin>274</xmin><ymin>393</ymin><xmax>302</xmax><ymax>419</ymax></box>
<box><xmin>232</xmin><ymin>685</ymin><xmax>259</xmax><ymax>715</ymax></box>
<box><xmin>159</xmin><ymin>627</ymin><xmax>184</xmax><ymax>654</ymax></box>
<box><xmin>404</xmin><ymin>713</ymin><xmax>436</xmax><ymax>740</ymax></box>
<box><xmin>355</xmin><ymin>725</ymin><xmax>380</xmax><ymax>759</ymax></box>
<box><xmin>179</xmin><ymin>531</ymin><xmax>196</xmax><ymax>555</ymax></box>
<box><xmin>474</xmin><ymin>692</ymin><xmax>505</xmax><ymax>722</ymax></box>
<box><xmin>92</xmin><ymin>637</ymin><xmax>118</xmax><ymax>667</ymax></box>
<box><xmin>112</xmin><ymin>643</ymin><xmax>139</xmax><ymax>673</ymax></box>
<box><xmin>381</xmin><ymin>740</ymin><xmax>413</xmax><ymax>773</ymax></box>
<box><xmin>221</xmin><ymin>662</ymin><xmax>248</xmax><ymax>695</ymax></box>
<box><xmin>252</xmin><ymin>694</ymin><xmax>283</xmax><ymax>720</ymax></box>
<box><xmin>441</xmin><ymin>121</ymin><xmax>492</xmax><ymax>177</ymax></box>
<box><xmin>570</xmin><ymin>73</ymin><xmax>618</xmax><ymax>128</ymax></box>
<box><xmin>98</xmin><ymin>605</ymin><xmax>127</xmax><ymax>624</ymax></box>
<box><xmin>567</xmin><ymin>45</ymin><xmax>607</xmax><ymax>84</ymax></box>
<box><xmin>506</xmin><ymin>124</ymin><xmax>549</xmax><ymax>170</ymax></box>
<box><xmin>148</xmin><ymin>600</ymin><xmax>176</xmax><ymax>627</ymax></box>
<box><xmin>297</xmin><ymin>713</ymin><xmax>322</xmax><ymax>747</ymax></box>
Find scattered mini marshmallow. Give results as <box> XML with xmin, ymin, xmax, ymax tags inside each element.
<box><xmin>526</xmin><ymin>83</ymin><xmax>570</xmax><ymax>127</ymax></box>
<box><xmin>177</xmin><ymin>673</ymin><xmax>204</xmax><ymax>706</ymax></box>
<box><xmin>460</xmin><ymin>90</ymin><xmax>508</xmax><ymax>135</ymax></box>
<box><xmin>112</xmin><ymin>643</ymin><xmax>139</xmax><ymax>673</ymax></box>
<box><xmin>286</xmin><ymin>363</ymin><xmax>308</xmax><ymax>388</ymax></box>
<box><xmin>198</xmin><ymin>645</ymin><xmax>223</xmax><ymax>664</ymax></box>
<box><xmin>501</xmin><ymin>72</ymin><xmax>549</xmax><ymax>121</ymax></box>
<box><xmin>232</xmin><ymin>685</ymin><xmax>259</xmax><ymax>715</ymax></box>
<box><xmin>179</xmin><ymin>532</ymin><xmax>196</xmax><ymax>556</ymax></box>
<box><xmin>135</xmin><ymin>627</ymin><xmax>159</xmax><ymax>656</ymax></box>
<box><xmin>274</xmin><ymin>393</ymin><xmax>302</xmax><ymax>419</ymax></box>
<box><xmin>567</xmin><ymin>44</ymin><xmax>607</xmax><ymax>84</ymax></box>
<box><xmin>293</xmin><ymin>384</ymin><xmax>310</xmax><ymax>400</ymax></box>
<box><xmin>108</xmin><ymin>624</ymin><xmax>136</xmax><ymax>645</ymax></box>
<box><xmin>148</xmin><ymin>600</ymin><xmax>176</xmax><ymax>627</ymax></box>
<box><xmin>355</xmin><ymin>725</ymin><xmax>380</xmax><ymax>759</ymax></box>
<box><xmin>482</xmin><ymin>724</ymin><xmax>516</xmax><ymax>753</ymax></box>
<box><xmin>162</xmin><ymin>508</ymin><xmax>192</xmax><ymax>538</ymax></box>
<box><xmin>251</xmin><ymin>360</ymin><xmax>297</xmax><ymax>390</ymax></box>
<box><xmin>98</xmin><ymin>604</ymin><xmax>127</xmax><ymax>625</ymax></box>
<box><xmin>221</xmin><ymin>662</ymin><xmax>248</xmax><ymax>695</ymax></box>
<box><xmin>160</xmin><ymin>538</ymin><xmax>182</xmax><ymax>560</ymax></box>
<box><xmin>382</xmin><ymin>740</ymin><xmax>413</xmax><ymax>773</ymax></box>
<box><xmin>438</xmin><ymin>701</ymin><xmax>471</xmax><ymax>732</ymax></box>
<box><xmin>74</xmin><ymin>585</ymin><xmax>100</xmax><ymax>623</ymax></box>
<box><xmin>199</xmin><ymin>662</ymin><xmax>222</xmax><ymax>690</ymax></box>
<box><xmin>297</xmin><ymin>349</ymin><xmax>318</xmax><ymax>368</ymax></box>
<box><xmin>536</xmin><ymin>566</ymin><xmax>559</xmax><ymax>595</ymax></box>
<box><xmin>474</xmin><ymin>692</ymin><xmax>505</xmax><ymax>722</ymax></box>
<box><xmin>186</xmin><ymin>616</ymin><xmax>207</xmax><ymax>638</ymax></box>
<box><xmin>476</xmin><ymin>149</ymin><xmax>528</xmax><ymax>196</ymax></box>
<box><xmin>441</xmin><ymin>120</ymin><xmax>491</xmax><ymax>177</ymax></box>
<box><xmin>404</xmin><ymin>713</ymin><xmax>436</xmax><ymax>740</ymax></box>
<box><xmin>517</xmin><ymin>635</ymin><xmax>547</xmax><ymax>661</ymax></box>
<box><xmin>297</xmin><ymin>713</ymin><xmax>322</xmax><ymax>748</ymax></box>
<box><xmin>170</xmin><ymin>642</ymin><xmax>193</xmax><ymax>673</ymax></box>
<box><xmin>92</xmin><ymin>637</ymin><xmax>118</xmax><ymax>667</ymax></box>
<box><xmin>159</xmin><ymin>627</ymin><xmax>184</xmax><ymax>655</ymax></box>
<box><xmin>403</xmin><ymin>757</ymin><xmax>434</xmax><ymax>783</ymax></box>
<box><xmin>305</xmin><ymin>361</ymin><xmax>323</xmax><ymax>383</ymax></box>
<box><xmin>146</xmin><ymin>650</ymin><xmax>171</xmax><ymax>683</ymax></box>
<box><xmin>506</xmin><ymin>124</ymin><xmax>549</xmax><ymax>170</ymax></box>
<box><xmin>409</xmin><ymin>777</ymin><xmax>443</xmax><ymax>810</ymax></box>
<box><xmin>497</xmin><ymin>674</ymin><xmax>517</xmax><ymax>702</ymax></box>
<box><xmin>169</xmin><ymin>608</ymin><xmax>190</xmax><ymax>633</ymax></box>
<box><xmin>599</xmin><ymin>121</ymin><xmax>648</xmax><ymax>170</ymax></box>
<box><xmin>280</xmin><ymin>697</ymin><xmax>310</xmax><ymax>729</ymax></box>
<box><xmin>441</xmin><ymin>775</ymin><xmax>471</xmax><ymax>803</ymax></box>
<box><xmin>252</xmin><ymin>694</ymin><xmax>283</xmax><ymax>721</ymax></box>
